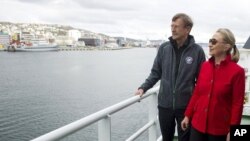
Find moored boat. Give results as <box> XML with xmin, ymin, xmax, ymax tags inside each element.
<box><xmin>8</xmin><ymin>39</ymin><xmax>59</xmax><ymax>52</ymax></box>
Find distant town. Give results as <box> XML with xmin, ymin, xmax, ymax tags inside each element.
<box><xmin>0</xmin><ymin>22</ymin><xmax>165</xmax><ymax>50</ymax></box>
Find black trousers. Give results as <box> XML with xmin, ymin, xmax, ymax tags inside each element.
<box><xmin>158</xmin><ymin>106</ymin><xmax>190</xmax><ymax>141</ymax></box>
<box><xmin>190</xmin><ymin>127</ymin><xmax>227</xmax><ymax>141</ymax></box>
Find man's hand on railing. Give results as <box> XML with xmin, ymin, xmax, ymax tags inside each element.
<box><xmin>135</xmin><ymin>89</ymin><xmax>144</xmax><ymax>97</ymax></box>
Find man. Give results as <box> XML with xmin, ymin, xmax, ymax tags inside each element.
<box><xmin>135</xmin><ymin>13</ymin><xmax>206</xmax><ymax>141</ymax></box>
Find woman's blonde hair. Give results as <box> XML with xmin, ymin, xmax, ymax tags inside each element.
<box><xmin>216</xmin><ymin>28</ymin><xmax>239</xmax><ymax>63</ymax></box>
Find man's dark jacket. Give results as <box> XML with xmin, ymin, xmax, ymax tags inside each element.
<box><xmin>139</xmin><ymin>35</ymin><xmax>206</xmax><ymax>109</ymax></box>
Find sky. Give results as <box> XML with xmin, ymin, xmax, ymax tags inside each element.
<box><xmin>0</xmin><ymin>0</ymin><xmax>250</xmax><ymax>42</ymax></box>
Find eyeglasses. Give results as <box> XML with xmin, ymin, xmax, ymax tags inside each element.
<box><xmin>209</xmin><ymin>38</ymin><xmax>226</xmax><ymax>45</ymax></box>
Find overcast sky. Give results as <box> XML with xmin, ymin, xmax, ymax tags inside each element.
<box><xmin>1</xmin><ymin>0</ymin><xmax>250</xmax><ymax>42</ymax></box>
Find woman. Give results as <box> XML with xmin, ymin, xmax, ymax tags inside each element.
<box><xmin>181</xmin><ymin>28</ymin><xmax>245</xmax><ymax>141</ymax></box>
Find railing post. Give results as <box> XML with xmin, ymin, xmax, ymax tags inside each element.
<box><xmin>98</xmin><ymin>115</ymin><xmax>111</xmax><ymax>141</ymax></box>
<box><xmin>248</xmin><ymin>75</ymin><xmax>250</xmax><ymax>105</ymax></box>
<box><xmin>148</xmin><ymin>92</ymin><xmax>158</xmax><ymax>141</ymax></box>
<box><xmin>245</xmin><ymin>75</ymin><xmax>250</xmax><ymax>105</ymax></box>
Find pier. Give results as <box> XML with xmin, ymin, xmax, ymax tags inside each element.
<box><xmin>0</xmin><ymin>46</ymin><xmax>134</xmax><ymax>52</ymax></box>
<box><xmin>59</xmin><ymin>46</ymin><xmax>133</xmax><ymax>51</ymax></box>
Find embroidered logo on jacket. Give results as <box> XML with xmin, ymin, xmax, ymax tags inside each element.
<box><xmin>185</xmin><ymin>57</ymin><xmax>193</xmax><ymax>64</ymax></box>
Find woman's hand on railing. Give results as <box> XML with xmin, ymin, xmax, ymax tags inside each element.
<box><xmin>181</xmin><ymin>116</ymin><xmax>190</xmax><ymax>131</ymax></box>
<box><xmin>135</xmin><ymin>89</ymin><xmax>144</xmax><ymax>97</ymax></box>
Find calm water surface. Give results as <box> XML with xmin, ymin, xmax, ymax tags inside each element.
<box><xmin>1</xmin><ymin>47</ymin><xmax>249</xmax><ymax>141</ymax></box>
<box><xmin>0</xmin><ymin>48</ymin><xmax>159</xmax><ymax>141</ymax></box>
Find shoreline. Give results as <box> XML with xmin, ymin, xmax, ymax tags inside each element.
<box><xmin>0</xmin><ymin>46</ymin><xmax>136</xmax><ymax>52</ymax></box>
<box><xmin>59</xmin><ymin>46</ymin><xmax>134</xmax><ymax>51</ymax></box>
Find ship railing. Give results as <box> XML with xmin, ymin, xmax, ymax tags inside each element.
<box><xmin>32</xmin><ymin>74</ymin><xmax>250</xmax><ymax>141</ymax></box>
<box><xmin>31</xmin><ymin>86</ymin><xmax>161</xmax><ymax>141</ymax></box>
<box><xmin>243</xmin><ymin>74</ymin><xmax>250</xmax><ymax>116</ymax></box>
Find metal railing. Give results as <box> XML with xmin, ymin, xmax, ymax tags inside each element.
<box><xmin>32</xmin><ymin>74</ymin><xmax>250</xmax><ymax>141</ymax></box>
<box><xmin>245</xmin><ymin>74</ymin><xmax>250</xmax><ymax>101</ymax></box>
<box><xmin>31</xmin><ymin>86</ymin><xmax>160</xmax><ymax>141</ymax></box>
<box><xmin>243</xmin><ymin>74</ymin><xmax>250</xmax><ymax>116</ymax></box>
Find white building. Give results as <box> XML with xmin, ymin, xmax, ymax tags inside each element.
<box><xmin>0</xmin><ymin>32</ymin><xmax>10</xmax><ymax>47</ymax></box>
<box><xmin>68</xmin><ymin>30</ymin><xmax>81</xmax><ymax>42</ymax></box>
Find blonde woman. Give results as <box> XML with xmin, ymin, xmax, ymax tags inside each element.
<box><xmin>181</xmin><ymin>28</ymin><xmax>245</xmax><ymax>141</ymax></box>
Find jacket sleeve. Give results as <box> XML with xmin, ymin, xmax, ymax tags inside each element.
<box><xmin>195</xmin><ymin>46</ymin><xmax>206</xmax><ymax>83</ymax></box>
<box><xmin>184</xmin><ymin>63</ymin><xmax>204</xmax><ymax>118</ymax></box>
<box><xmin>138</xmin><ymin>43</ymin><xmax>165</xmax><ymax>92</ymax></box>
<box><xmin>230</xmin><ymin>68</ymin><xmax>245</xmax><ymax>125</ymax></box>
<box><xmin>184</xmin><ymin>80</ymin><xmax>200</xmax><ymax>118</ymax></box>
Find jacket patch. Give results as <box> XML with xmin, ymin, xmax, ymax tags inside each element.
<box><xmin>185</xmin><ymin>56</ymin><xmax>193</xmax><ymax>64</ymax></box>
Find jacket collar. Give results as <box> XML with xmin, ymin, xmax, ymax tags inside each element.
<box><xmin>208</xmin><ymin>54</ymin><xmax>232</xmax><ymax>66</ymax></box>
<box><xmin>169</xmin><ymin>35</ymin><xmax>195</xmax><ymax>49</ymax></box>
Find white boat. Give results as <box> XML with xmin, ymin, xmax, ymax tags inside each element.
<box><xmin>9</xmin><ymin>39</ymin><xmax>59</xmax><ymax>52</ymax></box>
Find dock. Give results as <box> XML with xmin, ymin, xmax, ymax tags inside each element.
<box><xmin>0</xmin><ymin>46</ymin><xmax>134</xmax><ymax>52</ymax></box>
<box><xmin>59</xmin><ymin>46</ymin><xmax>133</xmax><ymax>51</ymax></box>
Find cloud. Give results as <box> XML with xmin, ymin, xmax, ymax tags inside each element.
<box><xmin>1</xmin><ymin>0</ymin><xmax>250</xmax><ymax>42</ymax></box>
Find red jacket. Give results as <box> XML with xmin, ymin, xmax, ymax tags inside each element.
<box><xmin>185</xmin><ymin>55</ymin><xmax>245</xmax><ymax>135</ymax></box>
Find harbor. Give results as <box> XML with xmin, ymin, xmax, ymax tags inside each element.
<box><xmin>0</xmin><ymin>22</ymin><xmax>164</xmax><ymax>53</ymax></box>
<box><xmin>1</xmin><ymin>21</ymin><xmax>250</xmax><ymax>141</ymax></box>
<box><xmin>1</xmin><ymin>0</ymin><xmax>250</xmax><ymax>140</ymax></box>
<box><xmin>0</xmin><ymin>46</ymin><xmax>250</xmax><ymax>141</ymax></box>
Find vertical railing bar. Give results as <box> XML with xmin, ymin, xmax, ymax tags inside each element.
<box><xmin>98</xmin><ymin>115</ymin><xmax>111</xmax><ymax>141</ymax></box>
<box><xmin>245</xmin><ymin>74</ymin><xmax>250</xmax><ymax>105</ymax></box>
<box><xmin>247</xmin><ymin>74</ymin><xmax>250</xmax><ymax>105</ymax></box>
<box><xmin>156</xmin><ymin>136</ymin><xmax>162</xmax><ymax>141</ymax></box>
<box><xmin>148</xmin><ymin>92</ymin><xmax>158</xmax><ymax>141</ymax></box>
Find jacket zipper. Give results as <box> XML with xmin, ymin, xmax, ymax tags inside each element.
<box><xmin>173</xmin><ymin>47</ymin><xmax>189</xmax><ymax>109</ymax></box>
